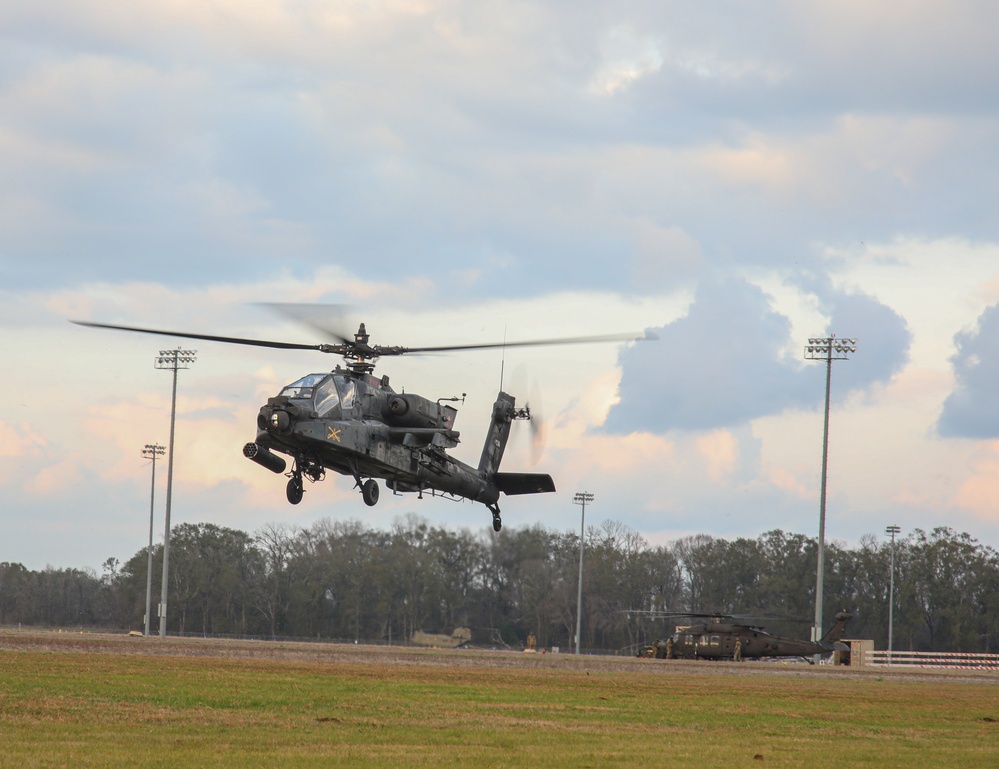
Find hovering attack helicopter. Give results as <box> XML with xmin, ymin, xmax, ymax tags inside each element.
<box><xmin>74</xmin><ymin>310</ymin><xmax>653</xmax><ymax>531</ymax></box>
<box><xmin>637</xmin><ymin>610</ymin><xmax>852</xmax><ymax>662</ymax></box>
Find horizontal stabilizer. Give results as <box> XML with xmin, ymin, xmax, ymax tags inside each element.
<box><xmin>495</xmin><ymin>472</ymin><xmax>556</xmax><ymax>495</ymax></box>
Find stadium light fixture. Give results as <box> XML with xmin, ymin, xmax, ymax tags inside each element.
<box><xmin>804</xmin><ymin>335</ymin><xmax>856</xmax><ymax>652</ymax></box>
<box><xmin>155</xmin><ymin>348</ymin><xmax>196</xmax><ymax>638</ymax></box>
<box><xmin>141</xmin><ymin>443</ymin><xmax>165</xmax><ymax>637</ymax></box>
<box><xmin>573</xmin><ymin>491</ymin><xmax>594</xmax><ymax>655</ymax></box>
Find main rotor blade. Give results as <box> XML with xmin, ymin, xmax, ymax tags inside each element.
<box><xmin>377</xmin><ymin>331</ymin><xmax>658</xmax><ymax>356</ymax></box>
<box><xmin>73</xmin><ymin>319</ymin><xmax>658</xmax><ymax>358</ymax></box>
<box><xmin>72</xmin><ymin>321</ymin><xmax>332</xmax><ymax>352</ymax></box>
<box><xmin>257</xmin><ymin>303</ymin><xmax>354</xmax><ymax>345</ymax></box>
<box><xmin>630</xmin><ymin>608</ymin><xmax>810</xmax><ymax>623</ymax></box>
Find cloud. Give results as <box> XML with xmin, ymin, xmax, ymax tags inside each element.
<box><xmin>938</xmin><ymin>303</ymin><xmax>999</xmax><ymax>438</ymax></box>
<box><xmin>6</xmin><ymin>1</ymin><xmax>999</xmax><ymax>305</ymax></box>
<box><xmin>605</xmin><ymin>274</ymin><xmax>910</xmax><ymax>433</ymax></box>
<box><xmin>605</xmin><ymin>276</ymin><xmax>803</xmax><ymax>432</ymax></box>
<box><xmin>589</xmin><ymin>25</ymin><xmax>664</xmax><ymax>96</ymax></box>
<box><xmin>696</xmin><ymin>429</ymin><xmax>739</xmax><ymax>482</ymax></box>
<box><xmin>0</xmin><ymin>420</ymin><xmax>47</xmax><ymax>459</ymax></box>
<box><xmin>822</xmin><ymin>288</ymin><xmax>911</xmax><ymax>393</ymax></box>
<box><xmin>6</xmin><ymin>2</ymin><xmax>999</xmax><ymax>569</ymax></box>
<box><xmin>953</xmin><ymin>441</ymin><xmax>999</xmax><ymax>517</ymax></box>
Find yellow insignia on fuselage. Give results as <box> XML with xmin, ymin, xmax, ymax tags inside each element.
<box><xmin>327</xmin><ymin>426</ymin><xmax>342</xmax><ymax>442</ymax></box>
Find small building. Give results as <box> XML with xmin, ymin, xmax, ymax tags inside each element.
<box><xmin>838</xmin><ymin>639</ymin><xmax>874</xmax><ymax>666</ymax></box>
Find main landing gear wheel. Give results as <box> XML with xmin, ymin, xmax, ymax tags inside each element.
<box><xmin>361</xmin><ymin>479</ymin><xmax>379</xmax><ymax>507</ymax></box>
<box><xmin>491</xmin><ymin>510</ymin><xmax>502</xmax><ymax>532</ymax></box>
<box><xmin>287</xmin><ymin>476</ymin><xmax>304</xmax><ymax>505</ymax></box>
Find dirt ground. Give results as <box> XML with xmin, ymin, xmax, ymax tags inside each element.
<box><xmin>3</xmin><ymin>628</ymin><xmax>997</xmax><ymax>685</ymax></box>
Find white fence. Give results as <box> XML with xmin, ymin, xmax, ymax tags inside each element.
<box><xmin>866</xmin><ymin>650</ymin><xmax>999</xmax><ymax>671</ymax></box>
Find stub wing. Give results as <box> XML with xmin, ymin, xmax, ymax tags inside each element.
<box><xmin>495</xmin><ymin>472</ymin><xmax>556</xmax><ymax>495</ymax></box>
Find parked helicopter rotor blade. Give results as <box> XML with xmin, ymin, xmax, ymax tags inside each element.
<box><xmin>71</xmin><ymin>321</ymin><xmax>337</xmax><ymax>353</ymax></box>
<box><xmin>628</xmin><ymin>608</ymin><xmax>812</xmax><ymax>623</ymax></box>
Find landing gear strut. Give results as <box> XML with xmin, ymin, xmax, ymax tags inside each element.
<box><xmin>349</xmin><ymin>464</ymin><xmax>380</xmax><ymax>507</ymax></box>
<box><xmin>489</xmin><ymin>504</ymin><xmax>502</xmax><ymax>532</ymax></box>
<box><xmin>286</xmin><ymin>458</ymin><xmax>323</xmax><ymax>505</ymax></box>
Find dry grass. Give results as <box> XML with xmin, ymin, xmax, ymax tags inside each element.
<box><xmin>1</xmin><ymin>631</ymin><xmax>998</xmax><ymax>768</ymax></box>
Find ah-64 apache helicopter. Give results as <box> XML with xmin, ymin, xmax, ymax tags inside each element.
<box><xmin>637</xmin><ymin>610</ymin><xmax>852</xmax><ymax>662</ymax></box>
<box><xmin>74</xmin><ymin>309</ymin><xmax>652</xmax><ymax>531</ymax></box>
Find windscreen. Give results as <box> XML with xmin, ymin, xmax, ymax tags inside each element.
<box><xmin>279</xmin><ymin>373</ymin><xmax>327</xmax><ymax>399</ymax></box>
<box><xmin>314</xmin><ymin>376</ymin><xmax>340</xmax><ymax>416</ymax></box>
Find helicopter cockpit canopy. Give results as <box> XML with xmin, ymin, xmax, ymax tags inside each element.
<box><xmin>280</xmin><ymin>373</ymin><xmax>358</xmax><ymax>418</ymax></box>
<box><xmin>280</xmin><ymin>374</ymin><xmax>327</xmax><ymax>399</ymax></box>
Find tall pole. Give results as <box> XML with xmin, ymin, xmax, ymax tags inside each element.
<box><xmin>142</xmin><ymin>443</ymin><xmax>165</xmax><ymax>637</ymax></box>
<box><xmin>886</xmin><ymin>524</ymin><xmax>901</xmax><ymax>664</ymax></box>
<box><xmin>155</xmin><ymin>348</ymin><xmax>196</xmax><ymax>638</ymax></box>
<box><xmin>804</xmin><ymin>335</ymin><xmax>855</xmax><ymax>648</ymax></box>
<box><xmin>573</xmin><ymin>491</ymin><xmax>593</xmax><ymax>655</ymax></box>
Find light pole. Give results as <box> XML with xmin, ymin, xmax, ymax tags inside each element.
<box><xmin>155</xmin><ymin>348</ymin><xmax>196</xmax><ymax>638</ymax></box>
<box><xmin>573</xmin><ymin>491</ymin><xmax>593</xmax><ymax>655</ymax></box>
<box><xmin>142</xmin><ymin>443</ymin><xmax>165</xmax><ymax>637</ymax></box>
<box><xmin>885</xmin><ymin>524</ymin><xmax>901</xmax><ymax>664</ymax></box>
<box><xmin>804</xmin><ymin>335</ymin><xmax>856</xmax><ymax>648</ymax></box>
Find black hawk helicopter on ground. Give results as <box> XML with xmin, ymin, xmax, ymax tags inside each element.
<box><xmin>74</xmin><ymin>310</ymin><xmax>653</xmax><ymax>531</ymax></box>
<box><xmin>636</xmin><ymin>610</ymin><xmax>852</xmax><ymax>662</ymax></box>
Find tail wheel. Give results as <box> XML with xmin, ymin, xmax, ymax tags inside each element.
<box><xmin>488</xmin><ymin>503</ymin><xmax>503</xmax><ymax>532</ymax></box>
<box><xmin>362</xmin><ymin>479</ymin><xmax>379</xmax><ymax>506</ymax></box>
<box><xmin>287</xmin><ymin>476</ymin><xmax>304</xmax><ymax>505</ymax></box>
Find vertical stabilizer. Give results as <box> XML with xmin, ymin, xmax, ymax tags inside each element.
<box><xmin>821</xmin><ymin>611</ymin><xmax>853</xmax><ymax>644</ymax></box>
<box><xmin>478</xmin><ymin>392</ymin><xmax>516</xmax><ymax>477</ymax></box>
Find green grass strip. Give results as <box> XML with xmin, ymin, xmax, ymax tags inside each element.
<box><xmin>1</xmin><ymin>650</ymin><xmax>998</xmax><ymax>768</ymax></box>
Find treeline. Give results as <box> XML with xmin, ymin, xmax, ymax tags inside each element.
<box><xmin>2</xmin><ymin>518</ymin><xmax>998</xmax><ymax>653</ymax></box>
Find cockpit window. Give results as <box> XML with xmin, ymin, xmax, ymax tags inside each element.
<box><xmin>280</xmin><ymin>373</ymin><xmax>327</xmax><ymax>399</ymax></box>
<box><xmin>336</xmin><ymin>377</ymin><xmax>357</xmax><ymax>411</ymax></box>
<box><xmin>314</xmin><ymin>376</ymin><xmax>340</xmax><ymax>417</ymax></box>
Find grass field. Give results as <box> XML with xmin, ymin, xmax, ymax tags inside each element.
<box><xmin>1</xmin><ymin>634</ymin><xmax>998</xmax><ymax>768</ymax></box>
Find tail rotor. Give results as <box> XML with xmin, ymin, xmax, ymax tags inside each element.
<box><xmin>509</xmin><ymin>365</ymin><xmax>547</xmax><ymax>467</ymax></box>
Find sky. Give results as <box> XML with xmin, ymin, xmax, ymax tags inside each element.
<box><xmin>4</xmin><ymin>1</ymin><xmax>999</xmax><ymax>572</ymax></box>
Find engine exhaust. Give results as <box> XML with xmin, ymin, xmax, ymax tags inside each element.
<box><xmin>243</xmin><ymin>443</ymin><xmax>287</xmax><ymax>474</ymax></box>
